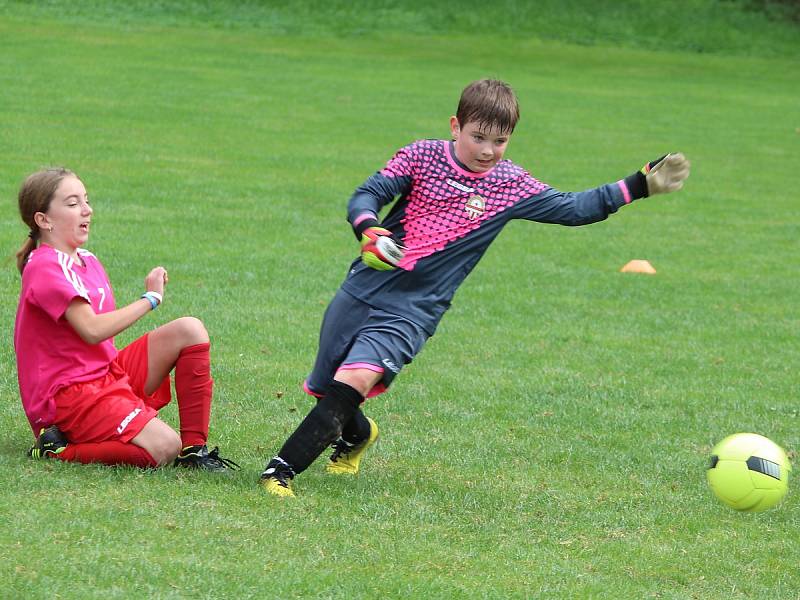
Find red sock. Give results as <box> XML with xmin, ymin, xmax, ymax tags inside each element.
<box><xmin>174</xmin><ymin>342</ymin><xmax>212</xmax><ymax>448</ymax></box>
<box><xmin>58</xmin><ymin>441</ymin><xmax>157</xmax><ymax>468</ymax></box>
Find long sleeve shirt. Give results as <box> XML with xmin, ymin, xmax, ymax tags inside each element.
<box><xmin>342</xmin><ymin>139</ymin><xmax>634</xmax><ymax>335</ymax></box>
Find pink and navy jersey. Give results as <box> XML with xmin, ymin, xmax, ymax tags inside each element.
<box><xmin>14</xmin><ymin>244</ymin><xmax>117</xmax><ymax>432</ymax></box>
<box><xmin>342</xmin><ymin>139</ymin><xmax>634</xmax><ymax>335</ymax></box>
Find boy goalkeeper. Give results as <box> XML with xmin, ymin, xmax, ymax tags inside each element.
<box><xmin>260</xmin><ymin>79</ymin><xmax>690</xmax><ymax>496</ymax></box>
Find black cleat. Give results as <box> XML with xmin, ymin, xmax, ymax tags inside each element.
<box><xmin>28</xmin><ymin>426</ymin><xmax>68</xmax><ymax>459</ymax></box>
<box><xmin>174</xmin><ymin>445</ymin><xmax>241</xmax><ymax>472</ymax></box>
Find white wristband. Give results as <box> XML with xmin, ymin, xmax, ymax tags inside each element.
<box><xmin>146</xmin><ymin>291</ymin><xmax>163</xmax><ymax>304</ymax></box>
<box><xmin>141</xmin><ymin>291</ymin><xmax>162</xmax><ymax>310</ymax></box>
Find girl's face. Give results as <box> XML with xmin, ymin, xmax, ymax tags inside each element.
<box><xmin>37</xmin><ymin>175</ymin><xmax>92</xmax><ymax>252</ymax></box>
<box><xmin>450</xmin><ymin>117</ymin><xmax>511</xmax><ymax>173</ymax></box>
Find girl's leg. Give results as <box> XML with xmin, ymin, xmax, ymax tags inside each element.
<box><xmin>45</xmin><ymin>372</ymin><xmax>173</xmax><ymax>468</ymax></box>
<box><xmin>43</xmin><ymin>418</ymin><xmax>181</xmax><ymax>468</ymax></box>
<box><xmin>32</xmin><ymin>425</ymin><xmax>159</xmax><ymax>468</ymax></box>
<box><xmin>145</xmin><ymin>317</ymin><xmax>213</xmax><ymax>448</ymax></box>
<box><xmin>143</xmin><ymin>317</ymin><xmax>209</xmax><ymax>394</ymax></box>
<box><xmin>57</xmin><ymin>443</ymin><xmax>157</xmax><ymax>468</ymax></box>
<box><xmin>130</xmin><ymin>418</ymin><xmax>182</xmax><ymax>465</ymax></box>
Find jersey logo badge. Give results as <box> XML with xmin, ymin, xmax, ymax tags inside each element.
<box><xmin>464</xmin><ymin>195</ymin><xmax>486</xmax><ymax>220</ymax></box>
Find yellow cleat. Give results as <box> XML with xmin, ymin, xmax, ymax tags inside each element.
<box><xmin>260</xmin><ymin>476</ymin><xmax>295</xmax><ymax>497</ymax></box>
<box><xmin>260</xmin><ymin>458</ymin><xmax>296</xmax><ymax>497</ymax></box>
<box><xmin>326</xmin><ymin>417</ymin><xmax>379</xmax><ymax>475</ymax></box>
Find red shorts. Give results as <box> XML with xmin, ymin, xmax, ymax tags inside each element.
<box><xmin>53</xmin><ymin>333</ymin><xmax>172</xmax><ymax>444</ymax></box>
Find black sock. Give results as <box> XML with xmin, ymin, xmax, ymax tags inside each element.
<box><xmin>341</xmin><ymin>409</ymin><xmax>372</xmax><ymax>445</ymax></box>
<box><xmin>277</xmin><ymin>381</ymin><xmax>362</xmax><ymax>474</ymax></box>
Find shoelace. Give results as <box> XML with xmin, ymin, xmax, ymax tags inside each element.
<box><xmin>262</xmin><ymin>468</ymin><xmax>291</xmax><ymax>488</ymax></box>
<box><xmin>329</xmin><ymin>439</ymin><xmax>356</xmax><ymax>463</ymax></box>
<box><xmin>272</xmin><ymin>471</ymin><xmax>291</xmax><ymax>488</ymax></box>
<box><xmin>262</xmin><ymin>460</ymin><xmax>294</xmax><ymax>487</ymax></box>
<box><xmin>205</xmin><ymin>446</ymin><xmax>241</xmax><ymax>470</ymax></box>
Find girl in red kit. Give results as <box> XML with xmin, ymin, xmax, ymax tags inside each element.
<box><xmin>14</xmin><ymin>168</ymin><xmax>238</xmax><ymax>471</ymax></box>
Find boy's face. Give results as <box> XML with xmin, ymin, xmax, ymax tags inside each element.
<box><xmin>450</xmin><ymin>117</ymin><xmax>511</xmax><ymax>173</ymax></box>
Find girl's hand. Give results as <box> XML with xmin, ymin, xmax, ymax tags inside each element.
<box><xmin>145</xmin><ymin>267</ymin><xmax>168</xmax><ymax>297</ymax></box>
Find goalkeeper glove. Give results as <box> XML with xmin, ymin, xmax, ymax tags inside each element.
<box><xmin>353</xmin><ymin>217</ymin><xmax>405</xmax><ymax>270</ymax></box>
<box><xmin>622</xmin><ymin>153</ymin><xmax>690</xmax><ymax>199</ymax></box>
<box><xmin>643</xmin><ymin>153</ymin><xmax>690</xmax><ymax>195</ymax></box>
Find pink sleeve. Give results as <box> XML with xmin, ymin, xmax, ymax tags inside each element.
<box><xmin>27</xmin><ymin>253</ymin><xmax>90</xmax><ymax>322</ymax></box>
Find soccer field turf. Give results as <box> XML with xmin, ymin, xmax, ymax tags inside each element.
<box><xmin>1</xmin><ymin>4</ymin><xmax>798</xmax><ymax>598</ymax></box>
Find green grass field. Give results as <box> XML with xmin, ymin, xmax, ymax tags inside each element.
<box><xmin>1</xmin><ymin>2</ymin><xmax>799</xmax><ymax>598</ymax></box>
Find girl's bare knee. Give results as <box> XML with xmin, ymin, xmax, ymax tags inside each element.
<box><xmin>175</xmin><ymin>316</ymin><xmax>209</xmax><ymax>346</ymax></box>
<box><xmin>133</xmin><ymin>420</ymin><xmax>182</xmax><ymax>466</ymax></box>
<box><xmin>151</xmin><ymin>431</ymin><xmax>181</xmax><ymax>466</ymax></box>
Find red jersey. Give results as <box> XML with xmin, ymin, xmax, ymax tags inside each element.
<box><xmin>14</xmin><ymin>244</ymin><xmax>117</xmax><ymax>432</ymax></box>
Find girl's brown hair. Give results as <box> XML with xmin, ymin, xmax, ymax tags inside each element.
<box><xmin>16</xmin><ymin>168</ymin><xmax>78</xmax><ymax>274</ymax></box>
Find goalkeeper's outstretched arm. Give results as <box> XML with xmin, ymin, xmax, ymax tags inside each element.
<box><xmin>512</xmin><ymin>152</ymin><xmax>691</xmax><ymax>225</ymax></box>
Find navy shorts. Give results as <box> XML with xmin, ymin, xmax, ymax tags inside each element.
<box><xmin>304</xmin><ymin>288</ymin><xmax>428</xmax><ymax>398</ymax></box>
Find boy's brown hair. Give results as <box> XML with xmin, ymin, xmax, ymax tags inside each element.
<box><xmin>456</xmin><ymin>79</ymin><xmax>519</xmax><ymax>134</ymax></box>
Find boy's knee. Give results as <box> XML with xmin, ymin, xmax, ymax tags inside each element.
<box><xmin>333</xmin><ymin>369</ymin><xmax>380</xmax><ymax>398</ymax></box>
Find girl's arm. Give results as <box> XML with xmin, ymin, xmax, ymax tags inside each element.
<box><xmin>65</xmin><ymin>266</ymin><xmax>167</xmax><ymax>345</ymax></box>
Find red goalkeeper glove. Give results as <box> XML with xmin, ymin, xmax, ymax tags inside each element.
<box><xmin>361</xmin><ymin>227</ymin><xmax>405</xmax><ymax>270</ymax></box>
<box><xmin>353</xmin><ymin>218</ymin><xmax>405</xmax><ymax>271</ymax></box>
